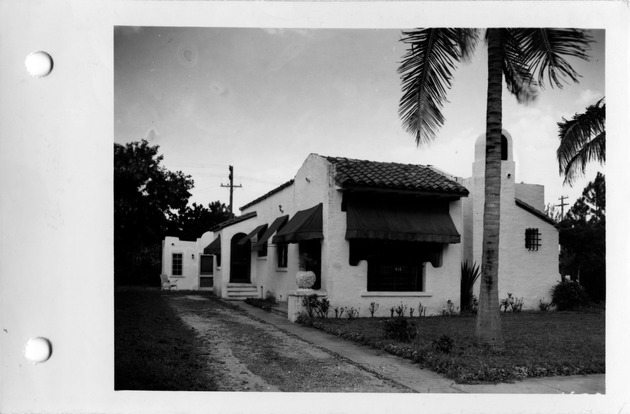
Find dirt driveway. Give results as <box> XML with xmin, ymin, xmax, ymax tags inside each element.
<box><xmin>168</xmin><ymin>295</ymin><xmax>412</xmax><ymax>393</ymax></box>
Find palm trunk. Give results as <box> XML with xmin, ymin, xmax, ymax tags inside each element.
<box><xmin>475</xmin><ymin>29</ymin><xmax>505</xmax><ymax>348</ymax></box>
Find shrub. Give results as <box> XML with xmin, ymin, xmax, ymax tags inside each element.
<box><xmin>368</xmin><ymin>302</ymin><xmax>379</xmax><ymax>317</ymax></box>
<box><xmin>431</xmin><ymin>335</ymin><xmax>454</xmax><ymax>354</ymax></box>
<box><xmin>301</xmin><ymin>294</ymin><xmax>330</xmax><ymax>318</ymax></box>
<box><xmin>460</xmin><ymin>261</ymin><xmax>480</xmax><ymax>313</ymax></box>
<box><xmin>394</xmin><ymin>302</ymin><xmax>407</xmax><ymax>318</ymax></box>
<box><xmin>346</xmin><ymin>307</ymin><xmax>359</xmax><ymax>319</ymax></box>
<box><xmin>500</xmin><ymin>293</ymin><xmax>524</xmax><ymax>313</ymax></box>
<box><xmin>295</xmin><ymin>311</ymin><xmax>313</xmax><ymax>326</ymax></box>
<box><xmin>538</xmin><ymin>299</ymin><xmax>552</xmax><ymax>312</ymax></box>
<box><xmin>383</xmin><ymin>318</ymin><xmax>417</xmax><ymax>342</ymax></box>
<box><xmin>442</xmin><ymin>299</ymin><xmax>458</xmax><ymax>316</ymax></box>
<box><xmin>551</xmin><ymin>280</ymin><xmax>590</xmax><ymax>311</ymax></box>
<box><xmin>417</xmin><ymin>302</ymin><xmax>426</xmax><ymax>317</ymax></box>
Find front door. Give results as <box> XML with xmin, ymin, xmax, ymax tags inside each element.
<box><xmin>230</xmin><ymin>233</ymin><xmax>251</xmax><ymax>283</ymax></box>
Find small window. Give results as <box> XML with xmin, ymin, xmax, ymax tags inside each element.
<box><xmin>216</xmin><ymin>254</ymin><xmax>221</xmax><ymax>268</ymax></box>
<box><xmin>501</xmin><ymin>135</ymin><xmax>508</xmax><ymax>160</ymax></box>
<box><xmin>525</xmin><ymin>228</ymin><xmax>541</xmax><ymax>251</ymax></box>
<box><xmin>277</xmin><ymin>244</ymin><xmax>288</xmax><ymax>268</ymax></box>
<box><xmin>257</xmin><ymin>226</ymin><xmax>268</xmax><ymax>258</ymax></box>
<box><xmin>172</xmin><ymin>253</ymin><xmax>183</xmax><ymax>275</ymax></box>
<box><xmin>200</xmin><ymin>255</ymin><xmax>213</xmax><ymax>275</ymax></box>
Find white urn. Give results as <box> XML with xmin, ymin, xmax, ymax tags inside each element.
<box><xmin>296</xmin><ymin>270</ymin><xmax>316</xmax><ymax>289</ymax></box>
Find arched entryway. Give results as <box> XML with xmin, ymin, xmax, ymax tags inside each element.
<box><xmin>230</xmin><ymin>233</ymin><xmax>251</xmax><ymax>283</ymax></box>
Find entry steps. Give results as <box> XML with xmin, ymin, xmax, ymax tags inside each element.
<box><xmin>226</xmin><ymin>283</ymin><xmax>259</xmax><ymax>300</ymax></box>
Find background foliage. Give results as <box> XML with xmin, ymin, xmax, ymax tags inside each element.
<box><xmin>114</xmin><ymin>140</ymin><xmax>233</xmax><ymax>286</ymax></box>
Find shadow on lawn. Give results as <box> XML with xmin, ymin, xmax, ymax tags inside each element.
<box><xmin>114</xmin><ymin>289</ymin><xmax>220</xmax><ymax>391</ymax></box>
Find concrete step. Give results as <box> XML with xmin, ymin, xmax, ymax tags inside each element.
<box><xmin>226</xmin><ymin>284</ymin><xmax>258</xmax><ymax>300</ymax></box>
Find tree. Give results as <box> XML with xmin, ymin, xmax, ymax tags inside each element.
<box><xmin>557</xmin><ymin>97</ymin><xmax>605</xmax><ymax>185</ymax></box>
<box><xmin>114</xmin><ymin>140</ymin><xmax>194</xmax><ymax>285</ymax></box>
<box><xmin>398</xmin><ymin>28</ymin><xmax>591</xmax><ymax>348</ymax></box>
<box><xmin>174</xmin><ymin>201</ymin><xmax>234</xmax><ymax>241</ymax></box>
<box><xmin>558</xmin><ymin>173</ymin><xmax>605</xmax><ymax>301</ymax></box>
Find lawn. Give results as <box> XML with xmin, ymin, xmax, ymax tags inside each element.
<box><xmin>305</xmin><ymin>311</ymin><xmax>605</xmax><ymax>384</ymax></box>
<box><xmin>114</xmin><ymin>289</ymin><xmax>219</xmax><ymax>390</ymax></box>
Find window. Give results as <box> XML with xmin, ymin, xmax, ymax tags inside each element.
<box><xmin>368</xmin><ymin>262</ymin><xmax>425</xmax><ymax>292</ymax></box>
<box><xmin>277</xmin><ymin>244</ymin><xmax>288</xmax><ymax>268</ymax></box>
<box><xmin>257</xmin><ymin>227</ymin><xmax>268</xmax><ymax>258</ymax></box>
<box><xmin>501</xmin><ymin>135</ymin><xmax>508</xmax><ymax>160</ymax></box>
<box><xmin>525</xmin><ymin>228</ymin><xmax>541</xmax><ymax>251</ymax></box>
<box><xmin>200</xmin><ymin>255</ymin><xmax>213</xmax><ymax>275</ymax></box>
<box><xmin>216</xmin><ymin>254</ymin><xmax>221</xmax><ymax>268</ymax></box>
<box><xmin>172</xmin><ymin>253</ymin><xmax>183</xmax><ymax>276</ymax></box>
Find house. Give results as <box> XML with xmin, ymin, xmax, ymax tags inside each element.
<box><xmin>160</xmin><ymin>232</ymin><xmax>216</xmax><ymax>290</ymax></box>
<box><xmin>161</xmin><ymin>130</ymin><xmax>559</xmax><ymax>319</ymax></box>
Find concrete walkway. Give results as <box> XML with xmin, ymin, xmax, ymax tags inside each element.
<box><xmin>232</xmin><ymin>301</ymin><xmax>605</xmax><ymax>394</ymax></box>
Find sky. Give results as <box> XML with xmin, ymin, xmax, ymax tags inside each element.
<box><xmin>114</xmin><ymin>27</ymin><xmax>605</xmax><ymax>215</ymax></box>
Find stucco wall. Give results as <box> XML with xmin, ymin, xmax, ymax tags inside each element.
<box><xmin>515</xmin><ymin>183</ymin><xmax>545</xmax><ymax>211</ymax></box>
<box><xmin>466</xmin><ymin>131</ymin><xmax>559</xmax><ymax>310</ymax></box>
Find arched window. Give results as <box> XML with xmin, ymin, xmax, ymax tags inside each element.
<box><xmin>501</xmin><ymin>135</ymin><xmax>508</xmax><ymax>161</ymax></box>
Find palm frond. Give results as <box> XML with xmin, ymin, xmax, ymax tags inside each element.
<box><xmin>501</xmin><ymin>29</ymin><xmax>539</xmax><ymax>104</ymax></box>
<box><xmin>557</xmin><ymin>97</ymin><xmax>606</xmax><ymax>185</ymax></box>
<box><xmin>398</xmin><ymin>28</ymin><xmax>479</xmax><ymax>145</ymax></box>
<box><xmin>516</xmin><ymin>29</ymin><xmax>593</xmax><ymax>89</ymax></box>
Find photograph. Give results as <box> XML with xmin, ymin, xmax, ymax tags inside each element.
<box><xmin>114</xmin><ymin>26</ymin><xmax>605</xmax><ymax>393</ymax></box>
<box><xmin>2</xmin><ymin>2</ymin><xmax>628</xmax><ymax>413</ymax></box>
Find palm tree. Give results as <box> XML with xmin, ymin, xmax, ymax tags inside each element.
<box><xmin>398</xmin><ymin>28</ymin><xmax>592</xmax><ymax>348</ymax></box>
<box><xmin>557</xmin><ymin>97</ymin><xmax>605</xmax><ymax>185</ymax></box>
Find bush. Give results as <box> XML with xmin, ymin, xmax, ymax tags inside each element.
<box><xmin>295</xmin><ymin>311</ymin><xmax>313</xmax><ymax>326</ymax></box>
<box><xmin>551</xmin><ymin>280</ymin><xmax>590</xmax><ymax>311</ymax></box>
<box><xmin>383</xmin><ymin>318</ymin><xmax>417</xmax><ymax>342</ymax></box>
<box><xmin>431</xmin><ymin>335</ymin><xmax>454</xmax><ymax>354</ymax></box>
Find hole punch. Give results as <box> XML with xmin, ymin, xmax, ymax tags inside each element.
<box><xmin>25</xmin><ymin>51</ymin><xmax>53</xmax><ymax>78</ymax></box>
<box><xmin>24</xmin><ymin>337</ymin><xmax>52</xmax><ymax>364</ymax></box>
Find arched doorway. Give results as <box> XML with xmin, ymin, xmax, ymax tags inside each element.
<box><xmin>230</xmin><ymin>233</ymin><xmax>251</xmax><ymax>283</ymax></box>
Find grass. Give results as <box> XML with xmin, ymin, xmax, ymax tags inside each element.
<box><xmin>114</xmin><ymin>288</ymin><xmax>219</xmax><ymax>390</ymax></box>
<box><xmin>305</xmin><ymin>311</ymin><xmax>605</xmax><ymax>384</ymax></box>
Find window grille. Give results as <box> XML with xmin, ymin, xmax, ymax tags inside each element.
<box><xmin>525</xmin><ymin>228</ymin><xmax>541</xmax><ymax>251</ymax></box>
<box><xmin>172</xmin><ymin>253</ymin><xmax>183</xmax><ymax>275</ymax></box>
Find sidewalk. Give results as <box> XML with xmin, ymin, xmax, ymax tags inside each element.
<box><xmin>233</xmin><ymin>301</ymin><xmax>605</xmax><ymax>394</ymax></box>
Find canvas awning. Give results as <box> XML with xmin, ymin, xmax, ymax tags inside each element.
<box><xmin>203</xmin><ymin>235</ymin><xmax>221</xmax><ymax>255</ymax></box>
<box><xmin>272</xmin><ymin>203</ymin><xmax>323</xmax><ymax>244</ymax></box>
<box><xmin>253</xmin><ymin>215</ymin><xmax>289</xmax><ymax>251</ymax></box>
<box><xmin>345</xmin><ymin>197</ymin><xmax>460</xmax><ymax>244</ymax></box>
<box><xmin>237</xmin><ymin>224</ymin><xmax>268</xmax><ymax>246</ymax></box>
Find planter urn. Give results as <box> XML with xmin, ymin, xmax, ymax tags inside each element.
<box><xmin>296</xmin><ymin>270</ymin><xmax>316</xmax><ymax>289</ymax></box>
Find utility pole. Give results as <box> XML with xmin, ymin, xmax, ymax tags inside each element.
<box><xmin>220</xmin><ymin>165</ymin><xmax>242</xmax><ymax>214</ymax></box>
<box><xmin>556</xmin><ymin>195</ymin><xmax>569</xmax><ymax>221</ymax></box>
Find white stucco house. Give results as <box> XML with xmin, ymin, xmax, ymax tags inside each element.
<box><xmin>161</xmin><ymin>130</ymin><xmax>559</xmax><ymax>319</ymax></box>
